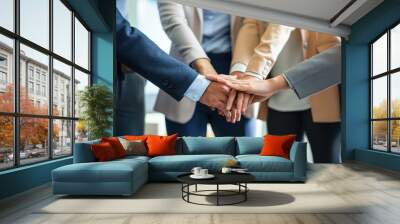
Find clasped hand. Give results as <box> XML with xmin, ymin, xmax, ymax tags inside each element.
<box><xmin>199</xmin><ymin>72</ymin><xmax>287</xmax><ymax>123</ymax></box>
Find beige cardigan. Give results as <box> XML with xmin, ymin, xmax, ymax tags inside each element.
<box><xmin>233</xmin><ymin>19</ymin><xmax>341</xmax><ymax>123</ymax></box>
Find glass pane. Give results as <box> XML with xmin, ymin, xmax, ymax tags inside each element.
<box><xmin>75</xmin><ymin>120</ymin><xmax>88</xmax><ymax>143</ymax></box>
<box><xmin>53</xmin><ymin>59</ymin><xmax>72</xmax><ymax>117</ymax></box>
<box><xmin>0</xmin><ymin>116</ymin><xmax>14</xmax><ymax>170</ymax></box>
<box><xmin>391</xmin><ymin>72</ymin><xmax>400</xmax><ymax>118</ymax></box>
<box><xmin>74</xmin><ymin>69</ymin><xmax>89</xmax><ymax>118</ymax></box>
<box><xmin>372</xmin><ymin>121</ymin><xmax>388</xmax><ymax>151</ymax></box>
<box><xmin>0</xmin><ymin>34</ymin><xmax>14</xmax><ymax>112</ymax></box>
<box><xmin>392</xmin><ymin>120</ymin><xmax>400</xmax><ymax>153</ymax></box>
<box><xmin>372</xmin><ymin>77</ymin><xmax>387</xmax><ymax>119</ymax></box>
<box><xmin>20</xmin><ymin>0</ymin><xmax>49</xmax><ymax>49</ymax></box>
<box><xmin>20</xmin><ymin>117</ymin><xmax>49</xmax><ymax>165</ymax></box>
<box><xmin>53</xmin><ymin>0</ymin><xmax>72</xmax><ymax>60</ymax></box>
<box><xmin>53</xmin><ymin>119</ymin><xmax>72</xmax><ymax>157</ymax></box>
<box><xmin>20</xmin><ymin>44</ymin><xmax>49</xmax><ymax>115</ymax></box>
<box><xmin>0</xmin><ymin>0</ymin><xmax>14</xmax><ymax>31</ymax></box>
<box><xmin>391</xmin><ymin>24</ymin><xmax>400</xmax><ymax>70</ymax></box>
<box><xmin>74</xmin><ymin>18</ymin><xmax>89</xmax><ymax>70</ymax></box>
<box><xmin>372</xmin><ymin>33</ymin><xmax>387</xmax><ymax>76</ymax></box>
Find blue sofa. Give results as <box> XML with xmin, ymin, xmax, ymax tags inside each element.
<box><xmin>52</xmin><ymin>137</ymin><xmax>307</xmax><ymax>196</ymax></box>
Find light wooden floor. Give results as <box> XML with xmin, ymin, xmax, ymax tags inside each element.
<box><xmin>1</xmin><ymin>162</ymin><xmax>400</xmax><ymax>224</ymax></box>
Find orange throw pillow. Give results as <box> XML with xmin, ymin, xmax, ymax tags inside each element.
<box><xmin>91</xmin><ymin>142</ymin><xmax>117</xmax><ymax>162</ymax></box>
<box><xmin>101</xmin><ymin>137</ymin><xmax>126</xmax><ymax>158</ymax></box>
<box><xmin>146</xmin><ymin>134</ymin><xmax>178</xmax><ymax>157</ymax></box>
<box><xmin>260</xmin><ymin>134</ymin><xmax>296</xmax><ymax>159</ymax></box>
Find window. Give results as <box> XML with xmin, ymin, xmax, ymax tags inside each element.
<box><xmin>35</xmin><ymin>70</ymin><xmax>41</xmax><ymax>81</ymax></box>
<box><xmin>42</xmin><ymin>85</ymin><xmax>46</xmax><ymax>97</ymax></box>
<box><xmin>53</xmin><ymin>0</ymin><xmax>72</xmax><ymax>60</ymax></box>
<box><xmin>0</xmin><ymin>71</ymin><xmax>6</xmax><ymax>85</ymax></box>
<box><xmin>0</xmin><ymin>55</ymin><xmax>7</xmax><ymax>67</ymax></box>
<box><xmin>371</xmin><ymin>23</ymin><xmax>400</xmax><ymax>154</ymax></box>
<box><xmin>53</xmin><ymin>59</ymin><xmax>72</xmax><ymax>117</ymax></box>
<box><xmin>0</xmin><ymin>0</ymin><xmax>91</xmax><ymax>170</ymax></box>
<box><xmin>28</xmin><ymin>81</ymin><xmax>34</xmax><ymax>94</ymax></box>
<box><xmin>74</xmin><ymin>18</ymin><xmax>89</xmax><ymax>70</ymax></box>
<box><xmin>20</xmin><ymin>0</ymin><xmax>49</xmax><ymax>49</ymax></box>
<box><xmin>0</xmin><ymin>0</ymin><xmax>14</xmax><ymax>32</ymax></box>
<box><xmin>35</xmin><ymin>83</ymin><xmax>40</xmax><ymax>96</ymax></box>
<box><xmin>28</xmin><ymin>67</ymin><xmax>34</xmax><ymax>80</ymax></box>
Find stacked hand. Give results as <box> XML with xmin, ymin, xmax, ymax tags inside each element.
<box><xmin>205</xmin><ymin>72</ymin><xmax>289</xmax><ymax>123</ymax></box>
<box><xmin>192</xmin><ymin>58</ymin><xmax>289</xmax><ymax>123</ymax></box>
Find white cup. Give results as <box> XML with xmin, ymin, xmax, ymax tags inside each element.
<box><xmin>200</xmin><ymin>169</ymin><xmax>208</xmax><ymax>176</ymax></box>
<box><xmin>221</xmin><ymin>167</ymin><xmax>232</xmax><ymax>174</ymax></box>
<box><xmin>191</xmin><ymin>167</ymin><xmax>202</xmax><ymax>176</ymax></box>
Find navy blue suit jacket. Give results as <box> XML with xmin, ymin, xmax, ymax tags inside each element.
<box><xmin>116</xmin><ymin>10</ymin><xmax>198</xmax><ymax>101</ymax></box>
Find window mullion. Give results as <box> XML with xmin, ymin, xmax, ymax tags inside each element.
<box><xmin>71</xmin><ymin>11</ymin><xmax>76</xmax><ymax>156</ymax></box>
<box><xmin>49</xmin><ymin>0</ymin><xmax>54</xmax><ymax>160</ymax></box>
<box><xmin>388</xmin><ymin>30</ymin><xmax>391</xmax><ymax>152</ymax></box>
<box><xmin>13</xmin><ymin>0</ymin><xmax>21</xmax><ymax>167</ymax></box>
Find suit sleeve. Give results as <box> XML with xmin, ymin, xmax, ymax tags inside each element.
<box><xmin>157</xmin><ymin>1</ymin><xmax>208</xmax><ymax>65</ymax></box>
<box><xmin>116</xmin><ymin>9</ymin><xmax>198</xmax><ymax>101</ymax></box>
<box><xmin>283</xmin><ymin>46</ymin><xmax>341</xmax><ymax>99</ymax></box>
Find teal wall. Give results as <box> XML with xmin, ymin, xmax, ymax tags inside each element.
<box><xmin>0</xmin><ymin>0</ymin><xmax>115</xmax><ymax>200</ymax></box>
<box><xmin>0</xmin><ymin>158</ymin><xmax>72</xmax><ymax>199</ymax></box>
<box><xmin>343</xmin><ymin>0</ymin><xmax>400</xmax><ymax>171</ymax></box>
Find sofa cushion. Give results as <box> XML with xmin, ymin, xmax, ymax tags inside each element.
<box><xmin>147</xmin><ymin>134</ymin><xmax>178</xmax><ymax>157</ymax></box>
<box><xmin>53</xmin><ymin>158</ymin><xmax>147</xmax><ymax>183</ymax></box>
<box><xmin>236</xmin><ymin>155</ymin><xmax>293</xmax><ymax>172</ymax></box>
<box><xmin>260</xmin><ymin>134</ymin><xmax>296</xmax><ymax>159</ymax></box>
<box><xmin>149</xmin><ymin>154</ymin><xmax>235</xmax><ymax>172</ymax></box>
<box><xmin>101</xmin><ymin>137</ymin><xmax>127</xmax><ymax>158</ymax></box>
<box><xmin>180</xmin><ymin>137</ymin><xmax>235</xmax><ymax>155</ymax></box>
<box><xmin>74</xmin><ymin>140</ymin><xmax>100</xmax><ymax>163</ymax></box>
<box><xmin>91</xmin><ymin>142</ymin><xmax>118</xmax><ymax>161</ymax></box>
<box><xmin>118</xmin><ymin>138</ymin><xmax>147</xmax><ymax>156</ymax></box>
<box><xmin>236</xmin><ymin>137</ymin><xmax>263</xmax><ymax>155</ymax></box>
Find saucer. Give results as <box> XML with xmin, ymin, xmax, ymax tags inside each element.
<box><xmin>190</xmin><ymin>174</ymin><xmax>215</xmax><ymax>179</ymax></box>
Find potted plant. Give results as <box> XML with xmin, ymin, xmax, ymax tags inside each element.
<box><xmin>79</xmin><ymin>84</ymin><xmax>113</xmax><ymax>140</ymax></box>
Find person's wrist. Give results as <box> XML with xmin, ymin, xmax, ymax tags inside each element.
<box><xmin>269</xmin><ymin>74</ymin><xmax>289</xmax><ymax>93</ymax></box>
<box><xmin>191</xmin><ymin>58</ymin><xmax>215</xmax><ymax>75</ymax></box>
<box><xmin>244</xmin><ymin>71</ymin><xmax>264</xmax><ymax>80</ymax></box>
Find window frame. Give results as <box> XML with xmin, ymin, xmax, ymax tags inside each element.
<box><xmin>370</xmin><ymin>20</ymin><xmax>400</xmax><ymax>154</ymax></box>
<box><xmin>0</xmin><ymin>0</ymin><xmax>92</xmax><ymax>171</ymax></box>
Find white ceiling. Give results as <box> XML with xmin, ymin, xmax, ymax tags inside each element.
<box><xmin>169</xmin><ymin>0</ymin><xmax>384</xmax><ymax>37</ymax></box>
<box><xmin>228</xmin><ymin>0</ymin><xmax>352</xmax><ymax>21</ymax></box>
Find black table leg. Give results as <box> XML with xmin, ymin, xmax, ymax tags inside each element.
<box><xmin>195</xmin><ymin>184</ymin><xmax>198</xmax><ymax>192</ymax></box>
<box><xmin>216</xmin><ymin>184</ymin><xmax>219</xmax><ymax>206</ymax></box>
<box><xmin>245</xmin><ymin>183</ymin><xmax>247</xmax><ymax>201</ymax></box>
<box><xmin>187</xmin><ymin>184</ymin><xmax>190</xmax><ymax>202</ymax></box>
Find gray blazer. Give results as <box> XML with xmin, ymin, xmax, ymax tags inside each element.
<box><xmin>284</xmin><ymin>46</ymin><xmax>341</xmax><ymax>99</ymax></box>
<box><xmin>153</xmin><ymin>1</ymin><xmax>244</xmax><ymax>123</ymax></box>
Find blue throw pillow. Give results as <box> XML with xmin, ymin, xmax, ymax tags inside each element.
<box><xmin>181</xmin><ymin>137</ymin><xmax>235</xmax><ymax>155</ymax></box>
<box><xmin>236</xmin><ymin>137</ymin><xmax>264</xmax><ymax>155</ymax></box>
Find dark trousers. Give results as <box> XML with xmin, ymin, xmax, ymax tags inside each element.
<box><xmin>166</xmin><ymin>52</ymin><xmax>257</xmax><ymax>137</ymax></box>
<box><xmin>116</xmin><ymin>70</ymin><xmax>146</xmax><ymax>136</ymax></box>
<box><xmin>267</xmin><ymin>107</ymin><xmax>341</xmax><ymax>163</ymax></box>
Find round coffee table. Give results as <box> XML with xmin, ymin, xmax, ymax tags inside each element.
<box><xmin>177</xmin><ymin>173</ymin><xmax>255</xmax><ymax>206</ymax></box>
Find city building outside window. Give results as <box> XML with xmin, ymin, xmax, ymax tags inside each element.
<box><xmin>0</xmin><ymin>0</ymin><xmax>91</xmax><ymax>170</ymax></box>
<box><xmin>370</xmin><ymin>22</ymin><xmax>400</xmax><ymax>154</ymax></box>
